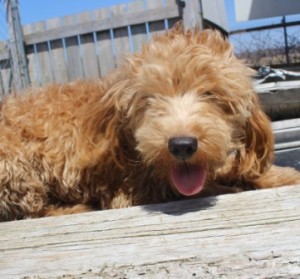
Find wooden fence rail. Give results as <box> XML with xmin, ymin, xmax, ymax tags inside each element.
<box><xmin>0</xmin><ymin>0</ymin><xmax>183</xmax><ymax>95</ymax></box>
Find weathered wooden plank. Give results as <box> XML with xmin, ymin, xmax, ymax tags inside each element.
<box><xmin>0</xmin><ymin>59</ymin><xmax>11</xmax><ymax>96</ymax></box>
<box><xmin>24</xmin><ymin>5</ymin><xmax>180</xmax><ymax>45</ymax></box>
<box><xmin>78</xmin><ymin>11</ymin><xmax>100</xmax><ymax>79</ymax></box>
<box><xmin>63</xmin><ymin>15</ymin><xmax>83</xmax><ymax>80</ymax></box>
<box><xmin>23</xmin><ymin>24</ymin><xmax>41</xmax><ymax>86</ymax></box>
<box><xmin>94</xmin><ymin>8</ymin><xmax>115</xmax><ymax>77</ymax></box>
<box><xmin>147</xmin><ymin>0</ymin><xmax>168</xmax><ymax>36</ymax></box>
<box><xmin>275</xmin><ymin>147</ymin><xmax>300</xmax><ymax>170</ymax></box>
<box><xmin>272</xmin><ymin>118</ymin><xmax>300</xmax><ymax>130</ymax></box>
<box><xmin>29</xmin><ymin>22</ymin><xmax>53</xmax><ymax>86</ymax></box>
<box><xmin>0</xmin><ymin>42</ymin><xmax>9</xmax><ymax>95</ymax></box>
<box><xmin>0</xmin><ymin>185</ymin><xmax>299</xmax><ymax>278</ymax></box>
<box><xmin>5</xmin><ymin>0</ymin><xmax>30</xmax><ymax>92</ymax></box>
<box><xmin>272</xmin><ymin>118</ymin><xmax>300</xmax><ymax>151</ymax></box>
<box><xmin>274</xmin><ymin>128</ymin><xmax>300</xmax><ymax>146</ymax></box>
<box><xmin>23</xmin><ymin>21</ymin><xmax>53</xmax><ymax>85</ymax></box>
<box><xmin>0</xmin><ymin>41</ymin><xmax>12</xmax><ymax>95</ymax></box>
<box><xmin>47</xmin><ymin>18</ymin><xmax>69</xmax><ymax>83</ymax></box>
<box><xmin>0</xmin><ymin>62</ymin><xmax>4</xmax><ymax>96</ymax></box>
<box><xmin>165</xmin><ymin>0</ymin><xmax>182</xmax><ymax>29</ymax></box>
<box><xmin>272</xmin><ymin>118</ymin><xmax>300</xmax><ymax>169</ymax></box>
<box><xmin>182</xmin><ymin>0</ymin><xmax>203</xmax><ymax>30</ymax></box>
<box><xmin>0</xmin><ymin>47</ymin><xmax>9</xmax><ymax>61</ymax></box>
<box><xmin>110</xmin><ymin>4</ymin><xmax>131</xmax><ymax>67</ymax></box>
<box><xmin>259</xmin><ymin>88</ymin><xmax>300</xmax><ymax>106</ymax></box>
<box><xmin>259</xmin><ymin>88</ymin><xmax>300</xmax><ymax>121</ymax></box>
<box><xmin>127</xmin><ymin>0</ymin><xmax>148</xmax><ymax>52</ymax></box>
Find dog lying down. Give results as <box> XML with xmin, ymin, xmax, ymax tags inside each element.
<box><xmin>0</xmin><ymin>24</ymin><xmax>299</xmax><ymax>221</ymax></box>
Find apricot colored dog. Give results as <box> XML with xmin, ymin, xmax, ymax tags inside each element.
<box><xmin>0</xmin><ymin>25</ymin><xmax>299</xmax><ymax>221</ymax></box>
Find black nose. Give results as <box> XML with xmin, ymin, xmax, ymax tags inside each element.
<box><xmin>168</xmin><ymin>137</ymin><xmax>198</xmax><ymax>160</ymax></box>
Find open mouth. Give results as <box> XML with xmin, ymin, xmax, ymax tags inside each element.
<box><xmin>170</xmin><ymin>164</ymin><xmax>207</xmax><ymax>196</ymax></box>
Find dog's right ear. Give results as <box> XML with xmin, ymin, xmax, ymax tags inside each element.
<box><xmin>238</xmin><ymin>93</ymin><xmax>274</xmax><ymax>180</ymax></box>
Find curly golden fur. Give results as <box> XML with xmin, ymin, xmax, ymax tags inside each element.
<box><xmin>0</xmin><ymin>24</ymin><xmax>299</xmax><ymax>221</ymax></box>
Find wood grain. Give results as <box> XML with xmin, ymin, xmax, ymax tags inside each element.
<box><xmin>0</xmin><ymin>0</ymin><xmax>186</xmax><ymax>90</ymax></box>
<box><xmin>24</xmin><ymin>5</ymin><xmax>179</xmax><ymax>45</ymax></box>
<box><xmin>62</xmin><ymin>15</ymin><xmax>83</xmax><ymax>81</ymax></box>
<box><xmin>78</xmin><ymin>12</ymin><xmax>100</xmax><ymax>79</ymax></box>
<box><xmin>1</xmin><ymin>185</ymin><xmax>299</xmax><ymax>278</ymax></box>
<box><xmin>94</xmin><ymin>8</ymin><xmax>116</xmax><ymax>76</ymax></box>
<box><xmin>47</xmin><ymin>18</ymin><xmax>69</xmax><ymax>83</ymax></box>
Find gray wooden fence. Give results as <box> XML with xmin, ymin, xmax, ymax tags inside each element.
<box><xmin>0</xmin><ymin>0</ymin><xmax>192</xmax><ymax>96</ymax></box>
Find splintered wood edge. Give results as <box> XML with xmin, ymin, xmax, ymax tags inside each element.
<box><xmin>0</xmin><ymin>185</ymin><xmax>300</xmax><ymax>279</ymax></box>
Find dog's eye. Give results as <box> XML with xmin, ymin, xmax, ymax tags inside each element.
<box><xmin>202</xmin><ymin>92</ymin><xmax>213</xmax><ymax>97</ymax></box>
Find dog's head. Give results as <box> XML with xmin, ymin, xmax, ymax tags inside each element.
<box><xmin>116</xmin><ymin>25</ymin><xmax>274</xmax><ymax>196</ymax></box>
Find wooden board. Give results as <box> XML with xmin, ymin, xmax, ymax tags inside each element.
<box><xmin>110</xmin><ymin>4</ymin><xmax>131</xmax><ymax>67</ymax></box>
<box><xmin>24</xmin><ymin>5</ymin><xmax>179</xmax><ymax>45</ymax></box>
<box><xmin>0</xmin><ymin>42</ymin><xmax>11</xmax><ymax>96</ymax></box>
<box><xmin>0</xmin><ymin>58</ymin><xmax>12</xmax><ymax>96</ymax></box>
<box><xmin>30</xmin><ymin>22</ymin><xmax>53</xmax><ymax>86</ymax></box>
<box><xmin>23</xmin><ymin>24</ymin><xmax>41</xmax><ymax>87</ymax></box>
<box><xmin>94</xmin><ymin>8</ymin><xmax>116</xmax><ymax>77</ymax></box>
<box><xmin>127</xmin><ymin>0</ymin><xmax>148</xmax><ymax>52</ymax></box>
<box><xmin>273</xmin><ymin>118</ymin><xmax>300</xmax><ymax>149</ymax></box>
<box><xmin>1</xmin><ymin>185</ymin><xmax>300</xmax><ymax>278</ymax></box>
<box><xmin>0</xmin><ymin>2</ymin><xmax>180</xmax><ymax>90</ymax></box>
<box><xmin>273</xmin><ymin>118</ymin><xmax>300</xmax><ymax>170</ymax></box>
<box><xmin>47</xmin><ymin>18</ymin><xmax>69</xmax><ymax>83</ymax></box>
<box><xmin>147</xmin><ymin>0</ymin><xmax>167</xmax><ymax>36</ymax></box>
<box><xmin>62</xmin><ymin>15</ymin><xmax>83</xmax><ymax>81</ymax></box>
<box><xmin>259</xmin><ymin>88</ymin><xmax>300</xmax><ymax>121</ymax></box>
<box><xmin>275</xmin><ymin>147</ymin><xmax>300</xmax><ymax>170</ymax></box>
<box><xmin>78</xmin><ymin>12</ymin><xmax>100</xmax><ymax>79</ymax></box>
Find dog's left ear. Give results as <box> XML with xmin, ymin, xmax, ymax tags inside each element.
<box><xmin>239</xmin><ymin>93</ymin><xmax>274</xmax><ymax>179</ymax></box>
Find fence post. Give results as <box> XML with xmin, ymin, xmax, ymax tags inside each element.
<box><xmin>282</xmin><ymin>16</ymin><xmax>290</xmax><ymax>65</ymax></box>
<box><xmin>180</xmin><ymin>0</ymin><xmax>203</xmax><ymax>31</ymax></box>
<box><xmin>4</xmin><ymin>0</ymin><xmax>30</xmax><ymax>93</ymax></box>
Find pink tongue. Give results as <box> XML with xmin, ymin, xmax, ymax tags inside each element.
<box><xmin>171</xmin><ymin>164</ymin><xmax>206</xmax><ymax>196</ymax></box>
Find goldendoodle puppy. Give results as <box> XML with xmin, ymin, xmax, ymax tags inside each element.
<box><xmin>0</xmin><ymin>25</ymin><xmax>299</xmax><ymax>221</ymax></box>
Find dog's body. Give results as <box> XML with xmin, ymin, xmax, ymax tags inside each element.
<box><xmin>1</xmin><ymin>26</ymin><xmax>299</xmax><ymax>221</ymax></box>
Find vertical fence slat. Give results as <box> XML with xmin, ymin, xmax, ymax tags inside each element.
<box><xmin>78</xmin><ymin>11</ymin><xmax>100</xmax><ymax>79</ymax></box>
<box><xmin>165</xmin><ymin>0</ymin><xmax>181</xmax><ymax>28</ymax></box>
<box><xmin>23</xmin><ymin>24</ymin><xmax>41</xmax><ymax>87</ymax></box>
<box><xmin>127</xmin><ymin>0</ymin><xmax>148</xmax><ymax>52</ymax></box>
<box><xmin>146</xmin><ymin>0</ymin><xmax>167</xmax><ymax>36</ymax></box>
<box><xmin>1</xmin><ymin>0</ymin><xmax>299</xmax><ymax>92</ymax></box>
<box><xmin>0</xmin><ymin>42</ymin><xmax>11</xmax><ymax>96</ymax></box>
<box><xmin>1</xmin><ymin>1</ymin><xmax>183</xmax><ymax>87</ymax></box>
<box><xmin>0</xmin><ymin>60</ymin><xmax>11</xmax><ymax>97</ymax></box>
<box><xmin>0</xmin><ymin>59</ymin><xmax>5</xmax><ymax>96</ymax></box>
<box><xmin>47</xmin><ymin>18</ymin><xmax>68</xmax><ymax>84</ymax></box>
<box><xmin>94</xmin><ymin>8</ymin><xmax>115</xmax><ymax>77</ymax></box>
<box><xmin>4</xmin><ymin>0</ymin><xmax>30</xmax><ymax>92</ymax></box>
<box><xmin>110</xmin><ymin>4</ymin><xmax>131</xmax><ymax>67</ymax></box>
<box><xmin>32</xmin><ymin>22</ymin><xmax>53</xmax><ymax>86</ymax></box>
<box><xmin>63</xmin><ymin>15</ymin><xmax>83</xmax><ymax>81</ymax></box>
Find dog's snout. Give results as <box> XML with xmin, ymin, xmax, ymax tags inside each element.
<box><xmin>168</xmin><ymin>137</ymin><xmax>198</xmax><ymax>160</ymax></box>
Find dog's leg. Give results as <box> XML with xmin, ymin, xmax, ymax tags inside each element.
<box><xmin>254</xmin><ymin>165</ymin><xmax>300</xmax><ymax>189</ymax></box>
<box><xmin>109</xmin><ymin>189</ymin><xmax>133</xmax><ymax>209</ymax></box>
<box><xmin>0</xmin><ymin>161</ymin><xmax>47</xmax><ymax>221</ymax></box>
<box><xmin>42</xmin><ymin>204</ymin><xmax>93</xmax><ymax>217</ymax></box>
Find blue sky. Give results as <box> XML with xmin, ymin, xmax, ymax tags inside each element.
<box><xmin>16</xmin><ymin>0</ymin><xmax>300</xmax><ymax>31</ymax></box>
<box><xmin>0</xmin><ymin>0</ymin><xmax>297</xmax><ymax>38</ymax></box>
<box><xmin>19</xmin><ymin>0</ymin><xmax>130</xmax><ymax>25</ymax></box>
